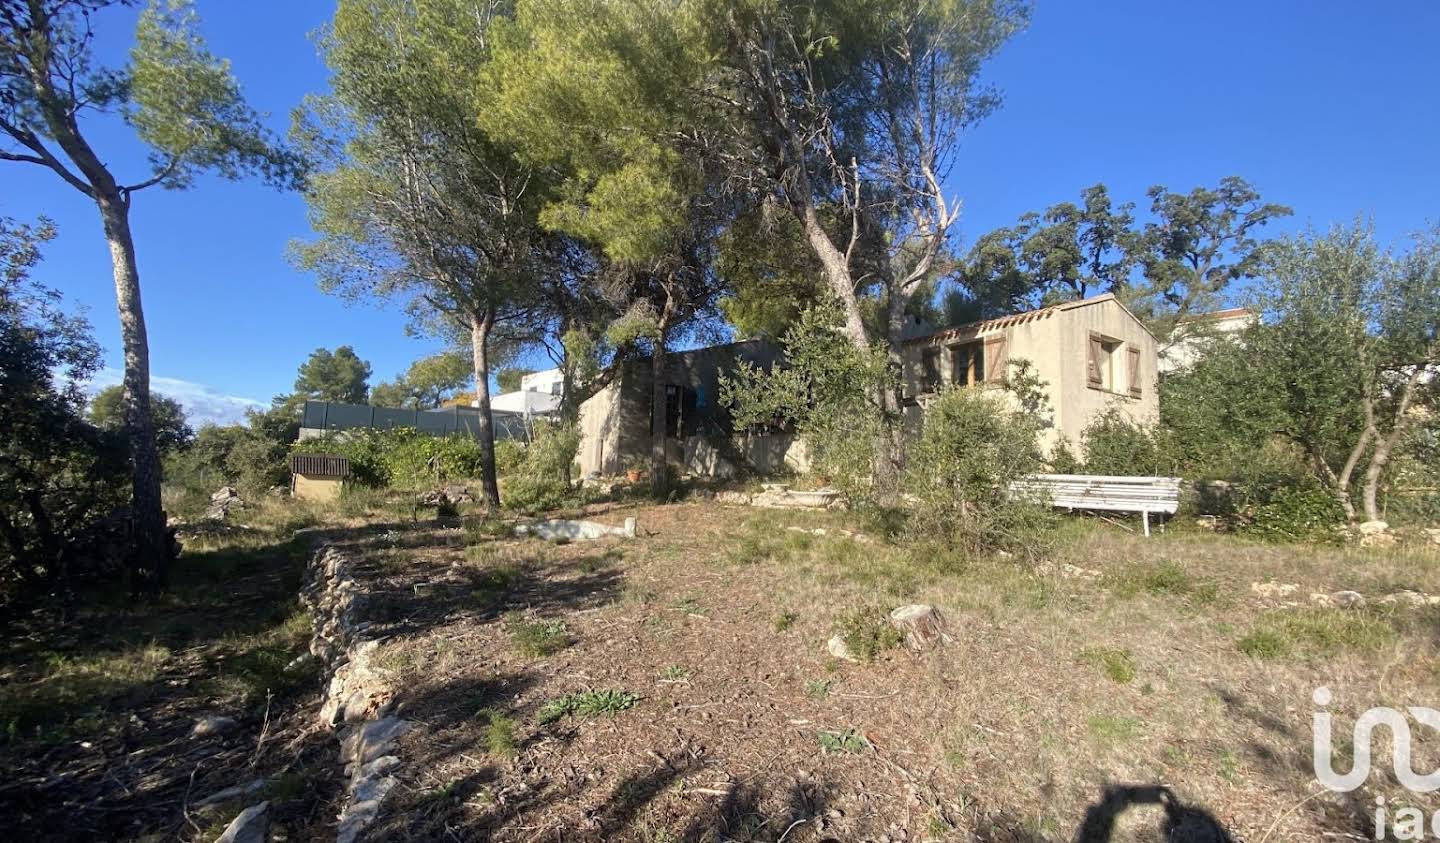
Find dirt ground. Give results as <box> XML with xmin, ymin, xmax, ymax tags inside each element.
<box><xmin>4</xmin><ymin>496</ymin><xmax>1437</xmax><ymax>842</ymax></box>
<box><xmin>324</xmin><ymin>500</ymin><xmax>1440</xmax><ymax>842</ymax></box>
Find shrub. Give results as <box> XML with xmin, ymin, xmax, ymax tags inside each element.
<box><xmin>1080</xmin><ymin>408</ymin><xmax>1169</xmax><ymax>476</ymax></box>
<box><xmin>834</xmin><ymin>605</ymin><xmax>904</xmax><ymax>662</ymax></box>
<box><xmin>494</xmin><ymin>439</ymin><xmax>525</xmax><ymax>477</ymax></box>
<box><xmin>903</xmin><ymin>387</ymin><xmax>1055</xmax><ymax>558</ymax></box>
<box><xmin>721</xmin><ymin>304</ymin><xmax>894</xmax><ymax>503</ymax></box>
<box><xmin>1245</xmin><ymin>485</ymin><xmax>1345</xmax><ymax>542</ymax></box>
<box><xmin>292</xmin><ymin>428</ymin><xmax>487</xmax><ymax>490</ymax></box>
<box><xmin>503</xmin><ymin>422</ymin><xmax>581</xmax><ymax>512</ymax></box>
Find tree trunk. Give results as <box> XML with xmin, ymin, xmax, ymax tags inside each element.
<box><xmin>469</xmin><ymin>311</ymin><xmax>502</xmax><ymax>508</ymax></box>
<box><xmin>1361</xmin><ymin>370</ymin><xmax>1424</xmax><ymax>522</ymax></box>
<box><xmin>649</xmin><ymin>329</ymin><xmax>670</xmax><ymax>497</ymax></box>
<box><xmin>797</xmin><ymin>203</ymin><xmax>870</xmax><ymax>352</ymax></box>
<box><xmin>96</xmin><ymin>193</ymin><xmax>168</xmax><ymax>592</ymax></box>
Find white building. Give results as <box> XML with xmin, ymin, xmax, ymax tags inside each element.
<box><xmin>1161</xmin><ymin>308</ymin><xmax>1256</xmax><ymax>373</ymax></box>
<box><xmin>483</xmin><ymin>367</ymin><xmax>563</xmax><ymax>418</ymax></box>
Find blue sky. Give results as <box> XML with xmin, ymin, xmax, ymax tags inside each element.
<box><xmin>5</xmin><ymin>1</ymin><xmax>1437</xmax><ymax>425</ymax></box>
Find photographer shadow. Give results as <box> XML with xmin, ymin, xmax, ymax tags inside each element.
<box><xmin>1075</xmin><ymin>785</ymin><xmax>1236</xmax><ymax>843</ymax></box>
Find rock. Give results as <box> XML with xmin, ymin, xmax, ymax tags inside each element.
<box><xmin>1425</xmin><ymin>528</ymin><xmax>1440</xmax><ymax>546</ymax></box>
<box><xmin>340</xmin><ymin>716</ymin><xmax>412</xmax><ymax>767</ymax></box>
<box><xmin>1361</xmin><ymin>531</ymin><xmax>1398</xmax><ymax>547</ymax></box>
<box><xmin>1250</xmin><ymin>581</ymin><xmax>1299</xmax><ymax>600</ymax></box>
<box><xmin>887</xmin><ymin>604</ymin><xmax>951</xmax><ymax>652</ymax></box>
<box><xmin>190</xmin><ymin>714</ymin><xmax>239</xmax><ymax>739</ymax></box>
<box><xmin>194</xmin><ymin>778</ymin><xmax>266</xmax><ymax>808</ymax></box>
<box><xmin>1379</xmin><ymin>590</ymin><xmax>1440</xmax><ymax>607</ymax></box>
<box><xmin>211</xmin><ymin>486</ymin><xmax>240</xmax><ymax>504</ymax></box>
<box><xmin>1314</xmin><ymin>590</ymin><xmax>1366</xmax><ymax>609</ymax></box>
<box><xmin>514</xmin><ymin>517</ymin><xmax>637</xmax><ymax>541</ymax></box>
<box><xmin>215</xmin><ymin>801</ymin><xmax>268</xmax><ymax>843</ymax></box>
<box><xmin>826</xmin><ymin>635</ymin><xmax>858</xmax><ymax>662</ymax></box>
<box><xmin>1357</xmin><ymin>520</ymin><xmax>1390</xmax><ymax>535</ymax></box>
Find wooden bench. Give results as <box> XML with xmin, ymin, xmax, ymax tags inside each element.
<box><xmin>1010</xmin><ymin>474</ymin><xmax>1182</xmax><ymax>537</ymax></box>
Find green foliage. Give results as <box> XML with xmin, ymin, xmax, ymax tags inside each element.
<box><xmin>536</xmin><ymin>689</ymin><xmax>637</xmax><ymax>724</ymax></box>
<box><xmin>960</xmin><ymin>178</ymin><xmax>1291</xmax><ymax>339</ymax></box>
<box><xmin>503</xmin><ymin>422</ymin><xmax>581</xmax><ymax>512</ymax></box>
<box><xmin>1237</xmin><ymin>609</ymin><xmax>1397</xmax><ymax>659</ymax></box>
<box><xmin>722</xmin><ymin>305</ymin><xmax>893</xmax><ymax>501</ymax></box>
<box><xmin>495</xmin><ymin>368</ymin><xmax>535</xmax><ymax>394</ymax></box>
<box><xmin>475</xmin><ymin>708</ymin><xmax>519</xmax><ymax>758</ymax></box>
<box><xmin>88</xmin><ymin>385</ymin><xmax>193</xmax><ymax>454</ymax></box>
<box><xmin>1245</xmin><ymin>486</ymin><xmax>1345</xmax><ymax>543</ymax></box>
<box><xmin>370</xmin><ymin>352</ymin><xmax>472</xmax><ymax>409</ymax></box>
<box><xmin>1078</xmin><ymin>647</ymin><xmax>1137</xmax><ymax>684</ymax></box>
<box><xmin>833</xmin><ymin>605</ymin><xmax>904</xmax><ymax>663</ymax></box>
<box><xmin>1103</xmin><ymin>561</ymin><xmax>1220</xmax><ymax>606</ymax></box>
<box><xmin>817</xmin><ymin>728</ymin><xmax>869</xmax><ymax>754</ymax></box>
<box><xmin>293</xmin><ymin>428</ymin><xmax>485</xmax><ymax>491</ymax></box>
<box><xmin>902</xmin><ymin>386</ymin><xmax>1054</xmax><ymax>557</ymax></box>
<box><xmin>504</xmin><ymin>613</ymin><xmax>571</xmax><ymax>657</ymax></box>
<box><xmin>493</xmin><ymin>439</ymin><xmax>526</xmax><ymax>477</ymax></box>
<box><xmin>293</xmin><ymin>346</ymin><xmax>372</xmax><ymax>404</ymax></box>
<box><xmin>1080</xmin><ymin>408</ymin><xmax>1169</xmax><ymax>476</ymax></box>
<box><xmin>0</xmin><ymin>217</ymin><xmax>129</xmax><ymax>594</ymax></box>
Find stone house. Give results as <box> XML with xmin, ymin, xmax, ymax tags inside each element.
<box><xmin>900</xmin><ymin>293</ymin><xmax>1159</xmax><ymax>454</ymax></box>
<box><xmin>575</xmin><ymin>294</ymin><xmax>1160</xmax><ymax>477</ymax></box>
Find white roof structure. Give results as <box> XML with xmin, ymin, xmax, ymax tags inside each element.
<box><xmin>488</xmin><ymin>389</ymin><xmax>561</xmax><ymax>417</ymax></box>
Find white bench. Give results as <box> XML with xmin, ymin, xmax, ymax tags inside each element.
<box><xmin>1010</xmin><ymin>474</ymin><xmax>1181</xmax><ymax>537</ymax></box>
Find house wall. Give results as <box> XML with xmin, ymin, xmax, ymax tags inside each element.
<box><xmin>1055</xmin><ymin>298</ymin><xmax>1159</xmax><ymax>453</ymax></box>
<box><xmin>576</xmin><ymin>339</ymin><xmax>783</xmax><ymax>477</ymax></box>
<box><xmin>292</xmin><ymin>473</ymin><xmax>344</xmax><ymax>503</ymax></box>
<box><xmin>900</xmin><ymin>296</ymin><xmax>1159</xmax><ymax>458</ymax></box>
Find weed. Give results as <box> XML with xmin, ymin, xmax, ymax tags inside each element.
<box><xmin>476</xmin><ymin>708</ymin><xmax>519</xmax><ymax>757</ymax></box>
<box><xmin>471</xmin><ymin>562</ymin><xmax>523</xmax><ymax>603</ymax></box>
<box><xmin>773</xmin><ymin>611</ymin><xmax>798</xmax><ymax>632</ymax></box>
<box><xmin>464</xmin><ymin>515</ymin><xmax>512</xmax><ymax>542</ymax></box>
<box><xmin>537</xmin><ymin>689</ymin><xmax>638</xmax><ymax>724</ymax></box>
<box><xmin>0</xmin><ymin>644</ymin><xmax>171</xmax><ymax>741</ymax></box>
<box><xmin>1104</xmin><ymin>561</ymin><xmax>1220</xmax><ymax>605</ymax></box>
<box><xmin>673</xmin><ymin>596</ymin><xmax>707</xmax><ymax>617</ymax></box>
<box><xmin>1217</xmin><ymin>748</ymin><xmax>1241</xmax><ymax>782</ymax></box>
<box><xmin>834</xmin><ymin>605</ymin><xmax>903</xmax><ymax>662</ymax></box>
<box><xmin>804</xmin><ymin>678</ymin><xmax>833</xmax><ymax>699</ymax></box>
<box><xmin>264</xmin><ymin>771</ymin><xmax>308</xmax><ymax>801</ymax></box>
<box><xmin>504</xmin><ymin>613</ymin><xmax>571</xmax><ymax>657</ymax></box>
<box><xmin>1237</xmin><ymin>609</ymin><xmax>1397</xmax><ymax>659</ymax></box>
<box><xmin>418</xmin><ymin>778</ymin><xmax>462</xmax><ymax>805</ymax></box>
<box><xmin>817</xmin><ymin>728</ymin><xmax>869</xmax><ymax>753</ymax></box>
<box><xmin>657</xmin><ymin>665</ymin><xmax>691</xmax><ymax>682</ymax></box>
<box><xmin>1087</xmin><ymin>715</ymin><xmax>1142</xmax><ymax>748</ymax></box>
<box><xmin>1078</xmin><ymin>647</ymin><xmax>1137</xmax><ymax>684</ymax></box>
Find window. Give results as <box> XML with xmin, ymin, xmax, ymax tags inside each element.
<box><xmin>659</xmin><ymin>384</ymin><xmax>700</xmax><ymax>438</ymax></box>
<box><xmin>920</xmin><ymin>348</ymin><xmax>942</xmax><ymax>392</ymax></box>
<box><xmin>1087</xmin><ymin>332</ymin><xmax>1139</xmax><ymax>396</ymax></box>
<box><xmin>949</xmin><ymin>341</ymin><xmax>985</xmax><ymax>386</ymax></box>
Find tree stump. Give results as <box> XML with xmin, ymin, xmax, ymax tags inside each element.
<box><xmin>888</xmin><ymin>604</ymin><xmax>951</xmax><ymax>652</ymax></box>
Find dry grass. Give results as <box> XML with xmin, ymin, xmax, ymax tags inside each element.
<box><xmin>19</xmin><ymin>494</ymin><xmax>1432</xmax><ymax>841</ymax></box>
<box><xmin>321</xmin><ymin>500</ymin><xmax>1440</xmax><ymax>840</ymax></box>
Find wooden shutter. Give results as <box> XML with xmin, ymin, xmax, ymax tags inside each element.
<box><xmin>1087</xmin><ymin>333</ymin><xmax>1104</xmax><ymax>387</ymax></box>
<box><xmin>985</xmin><ymin>336</ymin><xmax>1008</xmax><ymax>383</ymax></box>
<box><xmin>1127</xmin><ymin>346</ymin><xmax>1142</xmax><ymax>397</ymax></box>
